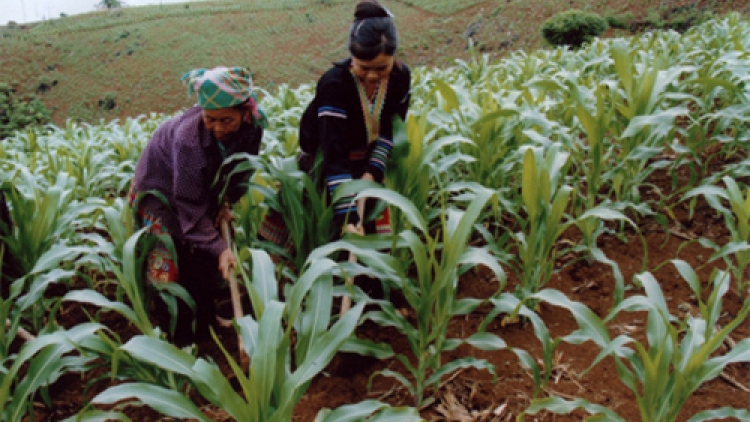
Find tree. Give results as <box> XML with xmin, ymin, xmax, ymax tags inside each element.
<box><xmin>96</xmin><ymin>0</ymin><xmax>125</xmax><ymax>9</ymax></box>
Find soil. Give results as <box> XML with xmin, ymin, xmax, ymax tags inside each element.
<box><xmin>19</xmin><ymin>156</ymin><xmax>750</xmax><ymax>421</ymax></box>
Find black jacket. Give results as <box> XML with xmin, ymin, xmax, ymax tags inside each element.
<box><xmin>302</xmin><ymin>58</ymin><xmax>411</xmax><ymax>224</ymax></box>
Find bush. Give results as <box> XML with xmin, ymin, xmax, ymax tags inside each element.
<box><xmin>606</xmin><ymin>12</ymin><xmax>635</xmax><ymax>29</ymax></box>
<box><xmin>541</xmin><ymin>10</ymin><xmax>608</xmax><ymax>48</ymax></box>
<box><xmin>0</xmin><ymin>83</ymin><xmax>51</xmax><ymax>140</ymax></box>
<box><xmin>98</xmin><ymin>92</ymin><xmax>117</xmax><ymax>111</ymax></box>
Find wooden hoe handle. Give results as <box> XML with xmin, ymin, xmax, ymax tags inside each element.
<box><xmin>220</xmin><ymin>220</ymin><xmax>249</xmax><ymax>369</ymax></box>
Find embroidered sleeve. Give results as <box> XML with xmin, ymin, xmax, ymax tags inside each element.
<box><xmin>326</xmin><ymin>173</ymin><xmax>357</xmax><ymax>219</ymax></box>
<box><xmin>367</xmin><ymin>136</ymin><xmax>394</xmax><ymax>181</ymax></box>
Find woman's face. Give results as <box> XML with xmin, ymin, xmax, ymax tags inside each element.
<box><xmin>202</xmin><ymin>107</ymin><xmax>245</xmax><ymax>142</ymax></box>
<box><xmin>351</xmin><ymin>52</ymin><xmax>395</xmax><ymax>87</ymax></box>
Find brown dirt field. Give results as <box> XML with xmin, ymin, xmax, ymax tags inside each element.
<box><xmin>22</xmin><ymin>156</ymin><xmax>750</xmax><ymax>421</ymax></box>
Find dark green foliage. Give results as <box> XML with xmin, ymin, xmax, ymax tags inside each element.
<box><xmin>1</xmin><ymin>21</ymin><xmax>20</xmax><ymax>39</ymax></box>
<box><xmin>36</xmin><ymin>76</ymin><xmax>57</xmax><ymax>94</ymax></box>
<box><xmin>96</xmin><ymin>0</ymin><xmax>125</xmax><ymax>9</ymax></box>
<box><xmin>541</xmin><ymin>10</ymin><xmax>608</xmax><ymax>48</ymax></box>
<box><xmin>98</xmin><ymin>92</ymin><xmax>117</xmax><ymax>111</ymax></box>
<box><xmin>606</xmin><ymin>12</ymin><xmax>635</xmax><ymax>29</ymax></box>
<box><xmin>0</xmin><ymin>83</ymin><xmax>51</xmax><ymax>140</ymax></box>
<box><xmin>662</xmin><ymin>5</ymin><xmax>715</xmax><ymax>32</ymax></box>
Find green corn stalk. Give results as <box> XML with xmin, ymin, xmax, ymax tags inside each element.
<box><xmin>480</xmin><ymin>292</ymin><xmax>562</xmax><ymax>399</ymax></box>
<box><xmin>572</xmin><ymin>205</ymin><xmax>646</xmax><ymax>305</ymax></box>
<box><xmin>464</xmin><ymin>108</ymin><xmax>521</xmax><ymax>191</ymax></box>
<box><xmin>520</xmin><ymin>262</ymin><xmax>750</xmax><ymax>422</ymax></box>
<box><xmin>2</xmin><ymin>169</ymin><xmax>88</xmax><ymax>274</ymax></box>
<box><xmin>685</xmin><ymin>175</ymin><xmax>750</xmax><ymax>297</ymax></box>
<box><xmin>87</xmin><ymin>196</ymin><xmax>135</xmax><ymax>270</ymax></box>
<box><xmin>0</xmin><ymin>323</ymin><xmax>103</xmax><ymax>422</ymax></box>
<box><xmin>80</xmin><ymin>251</ymin><xmax>366</xmax><ymax>422</ymax></box>
<box><xmin>254</xmin><ymin>154</ymin><xmax>336</xmax><ymax>272</ymax></box>
<box><xmin>567</xmin><ymin>80</ymin><xmax>614</xmax><ymax>249</ymax></box>
<box><xmin>669</xmin><ymin>93</ymin><xmax>736</xmax><ymax>186</ymax></box>
<box><xmin>314</xmin><ymin>399</ymin><xmax>422</xmax><ymax>421</ymax></box>
<box><xmin>608</xmin><ymin>39</ymin><xmax>690</xmax><ymax>204</ymax></box>
<box><xmin>1</xmin><ymin>169</ymin><xmax>101</xmax><ymax>333</ymax></box>
<box><xmin>63</xmin><ymin>228</ymin><xmax>192</xmax><ymax>338</ymax></box>
<box><xmin>71</xmin><ymin>325</ymin><xmax>194</xmax><ymax>406</ymax></box>
<box><xmin>387</xmin><ymin>114</ymin><xmax>475</xmax><ymax>239</ymax></box>
<box><xmin>230</xmin><ymin>173</ymin><xmax>270</xmax><ymax>249</ymax></box>
<box><xmin>315</xmin><ymin>184</ymin><xmax>507</xmax><ymax>407</ymax></box>
<box><xmin>211</xmin><ymin>152</ymin><xmax>268</xmax><ymax>254</ymax></box>
<box><xmin>513</xmin><ymin>144</ymin><xmax>573</xmax><ymax>300</ymax></box>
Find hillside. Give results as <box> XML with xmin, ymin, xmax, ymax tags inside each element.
<box><xmin>1</xmin><ymin>0</ymin><xmax>749</xmax><ymax>125</ymax></box>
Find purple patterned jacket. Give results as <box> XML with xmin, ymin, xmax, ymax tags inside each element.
<box><xmin>132</xmin><ymin>106</ymin><xmax>263</xmax><ymax>258</ymax></box>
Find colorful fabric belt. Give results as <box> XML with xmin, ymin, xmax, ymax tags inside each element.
<box><xmin>128</xmin><ymin>186</ymin><xmax>178</xmax><ymax>284</ymax></box>
<box><xmin>349</xmin><ymin>150</ymin><xmax>368</xmax><ymax>161</ymax></box>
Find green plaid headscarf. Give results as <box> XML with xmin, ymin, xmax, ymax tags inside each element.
<box><xmin>182</xmin><ymin>66</ymin><xmax>254</xmax><ymax>110</ymax></box>
<box><xmin>182</xmin><ymin>66</ymin><xmax>267</xmax><ymax>128</ymax></box>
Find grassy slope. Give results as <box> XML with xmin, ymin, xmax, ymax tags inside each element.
<box><xmin>1</xmin><ymin>0</ymin><xmax>748</xmax><ymax>125</ymax></box>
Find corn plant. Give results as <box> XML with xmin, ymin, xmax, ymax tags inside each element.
<box><xmin>685</xmin><ymin>176</ymin><xmax>750</xmax><ymax>297</ymax></box>
<box><xmin>520</xmin><ymin>262</ymin><xmax>750</xmax><ymax>422</ymax></box>
<box><xmin>210</xmin><ymin>152</ymin><xmax>268</xmax><ymax>251</ymax></box>
<box><xmin>1</xmin><ymin>169</ymin><xmax>102</xmax><ymax>333</ymax></box>
<box><xmin>461</xmin><ymin>105</ymin><xmax>522</xmax><ymax>192</ymax></box>
<box><xmin>487</xmin><ymin>145</ymin><xmax>573</xmax><ymax>302</ymax></box>
<box><xmin>0</xmin><ymin>323</ymin><xmax>103</xmax><ymax>422</ymax></box>
<box><xmin>480</xmin><ymin>292</ymin><xmax>563</xmax><ymax>400</ymax></box>
<box><xmin>386</xmin><ymin>115</ymin><xmax>474</xmax><ymax>237</ymax></box>
<box><xmin>669</xmin><ymin>85</ymin><xmax>746</xmax><ymax>186</ymax></box>
<box><xmin>607</xmin><ymin>39</ymin><xmax>690</xmax><ymax>204</ymax></box>
<box><xmin>565</xmin><ymin>78</ymin><xmax>619</xmax><ymax>246</ymax></box>
<box><xmin>668</xmin><ymin>17</ymin><xmax>750</xmax><ymax>182</ymax></box>
<box><xmin>63</xmin><ymin>228</ymin><xmax>191</xmax><ymax>338</ymax></box>
<box><xmin>253</xmin><ymin>154</ymin><xmax>336</xmax><ymax>272</ymax></box>
<box><xmin>79</xmin><ymin>250</ymin><xmax>368</xmax><ymax>422</ymax></box>
<box><xmin>1</xmin><ymin>169</ymin><xmax>91</xmax><ymax>275</ymax></box>
<box><xmin>315</xmin><ymin>184</ymin><xmax>507</xmax><ymax>407</ymax></box>
<box><xmin>314</xmin><ymin>400</ymin><xmax>422</xmax><ymax>421</ymax></box>
<box><xmin>557</xmin><ymin>77</ymin><xmax>648</xmax><ymax>299</ymax></box>
<box><xmin>231</xmin><ymin>173</ymin><xmax>271</xmax><ymax>250</ymax></box>
<box><xmin>85</xmin><ymin>196</ymin><xmax>135</xmax><ymax>271</ymax></box>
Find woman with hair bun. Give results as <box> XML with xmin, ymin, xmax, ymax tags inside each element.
<box><xmin>259</xmin><ymin>0</ymin><xmax>411</xmax><ymax>246</ymax></box>
<box><xmin>318</xmin><ymin>0</ymin><xmax>411</xmax><ymax>236</ymax></box>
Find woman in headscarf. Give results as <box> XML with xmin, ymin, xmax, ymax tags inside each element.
<box><xmin>259</xmin><ymin>0</ymin><xmax>411</xmax><ymax>244</ymax></box>
<box><xmin>130</xmin><ymin>66</ymin><xmax>266</xmax><ymax>345</ymax></box>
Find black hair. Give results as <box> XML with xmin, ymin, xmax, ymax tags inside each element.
<box><xmin>348</xmin><ymin>0</ymin><xmax>398</xmax><ymax>60</ymax></box>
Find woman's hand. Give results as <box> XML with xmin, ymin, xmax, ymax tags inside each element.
<box><xmin>218</xmin><ymin>248</ymin><xmax>237</xmax><ymax>280</ymax></box>
<box><xmin>215</xmin><ymin>201</ymin><xmax>234</xmax><ymax>228</ymax></box>
<box><xmin>346</xmin><ymin>223</ymin><xmax>364</xmax><ymax>236</ymax></box>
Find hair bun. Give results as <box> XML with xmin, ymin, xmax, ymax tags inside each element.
<box><xmin>354</xmin><ymin>0</ymin><xmax>391</xmax><ymax>20</ymax></box>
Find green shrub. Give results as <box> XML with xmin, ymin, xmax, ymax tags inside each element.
<box><xmin>98</xmin><ymin>92</ymin><xmax>117</xmax><ymax>111</ymax></box>
<box><xmin>541</xmin><ymin>10</ymin><xmax>608</xmax><ymax>48</ymax></box>
<box><xmin>646</xmin><ymin>9</ymin><xmax>666</xmax><ymax>29</ymax></box>
<box><xmin>96</xmin><ymin>0</ymin><xmax>124</xmax><ymax>8</ymax></box>
<box><xmin>606</xmin><ymin>12</ymin><xmax>635</xmax><ymax>29</ymax></box>
<box><xmin>0</xmin><ymin>83</ymin><xmax>51</xmax><ymax>139</ymax></box>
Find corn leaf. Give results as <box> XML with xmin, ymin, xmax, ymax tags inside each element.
<box><xmin>91</xmin><ymin>383</ymin><xmax>210</xmax><ymax>422</ymax></box>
